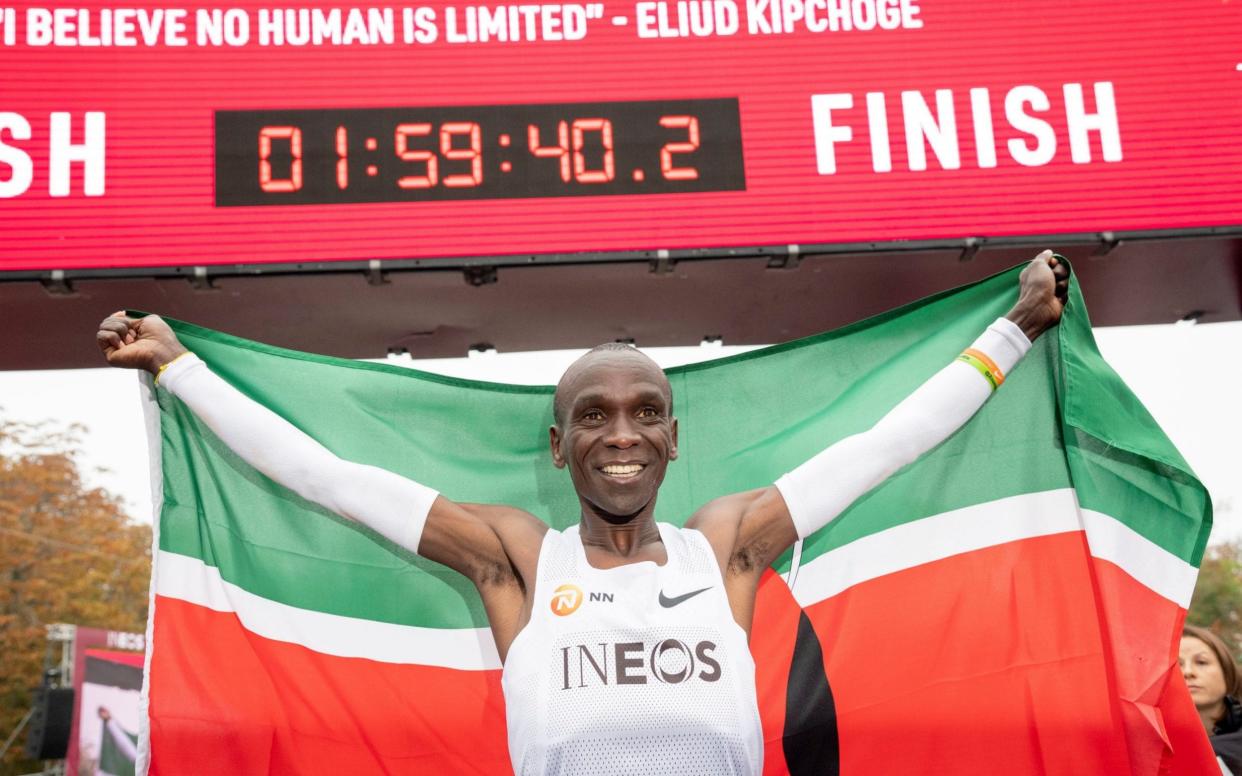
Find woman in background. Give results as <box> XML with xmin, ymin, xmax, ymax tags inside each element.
<box><xmin>1181</xmin><ymin>625</ymin><xmax>1242</xmax><ymax>773</ymax></box>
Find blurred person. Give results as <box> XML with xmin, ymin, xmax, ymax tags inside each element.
<box><xmin>96</xmin><ymin>706</ymin><xmax>138</xmax><ymax>776</ymax></box>
<box><xmin>1181</xmin><ymin>625</ymin><xmax>1242</xmax><ymax>773</ymax></box>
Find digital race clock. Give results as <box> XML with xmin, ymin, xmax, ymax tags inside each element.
<box><xmin>6</xmin><ymin>0</ymin><xmax>1241</xmax><ymax>272</ymax></box>
<box><xmin>214</xmin><ymin>99</ymin><xmax>745</xmax><ymax>206</ymax></box>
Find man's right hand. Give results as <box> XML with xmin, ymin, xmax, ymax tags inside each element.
<box><xmin>96</xmin><ymin>311</ymin><xmax>188</xmax><ymax>375</ymax></box>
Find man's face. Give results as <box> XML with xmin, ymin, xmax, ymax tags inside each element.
<box><xmin>550</xmin><ymin>350</ymin><xmax>678</xmax><ymax>521</ymax></box>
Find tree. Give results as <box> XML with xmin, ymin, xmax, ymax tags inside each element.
<box><xmin>1187</xmin><ymin>539</ymin><xmax>1242</xmax><ymax>661</ymax></box>
<box><xmin>0</xmin><ymin>419</ymin><xmax>151</xmax><ymax>776</ymax></box>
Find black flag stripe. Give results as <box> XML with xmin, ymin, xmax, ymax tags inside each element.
<box><xmin>783</xmin><ymin>611</ymin><xmax>840</xmax><ymax>775</ymax></box>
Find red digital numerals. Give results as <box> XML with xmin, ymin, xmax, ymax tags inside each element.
<box><xmin>259</xmin><ymin>114</ymin><xmax>703</xmax><ymax>193</ymax></box>
<box><xmin>394</xmin><ymin>123</ymin><xmax>438</xmax><ymax>189</ymax></box>
<box><xmin>440</xmin><ymin>122</ymin><xmax>482</xmax><ymax>187</ymax></box>
<box><xmin>659</xmin><ymin>116</ymin><xmax>700</xmax><ymax>181</ymax></box>
<box><xmin>527</xmin><ymin>118</ymin><xmax>616</xmax><ymax>183</ymax></box>
<box><xmin>527</xmin><ymin>120</ymin><xmax>571</xmax><ymax>182</ymax></box>
<box><xmin>258</xmin><ymin>126</ymin><xmax>302</xmax><ymax>192</ymax></box>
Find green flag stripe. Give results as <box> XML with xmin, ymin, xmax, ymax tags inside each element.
<box><xmin>1056</xmin><ymin>281</ymin><xmax>1211</xmax><ymax>564</ymax></box>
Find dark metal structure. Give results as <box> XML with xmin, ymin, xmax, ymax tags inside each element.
<box><xmin>4</xmin><ymin>230</ymin><xmax>1239</xmax><ymax>371</ymax></box>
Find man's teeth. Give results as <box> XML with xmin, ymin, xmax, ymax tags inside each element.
<box><xmin>602</xmin><ymin>464</ymin><xmax>644</xmax><ymax>476</ymax></box>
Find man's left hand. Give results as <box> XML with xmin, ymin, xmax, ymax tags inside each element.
<box><xmin>1006</xmin><ymin>250</ymin><xmax>1071</xmax><ymax>341</ymax></box>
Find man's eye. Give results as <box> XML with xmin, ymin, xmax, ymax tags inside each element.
<box><xmin>639</xmin><ymin>407</ymin><xmax>659</xmax><ymax>418</ymax></box>
<box><xmin>582</xmin><ymin>410</ymin><xmax>604</xmax><ymax>421</ymax></box>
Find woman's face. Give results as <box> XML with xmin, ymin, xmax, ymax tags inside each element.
<box><xmin>1180</xmin><ymin>636</ymin><xmax>1228</xmax><ymax>711</ymax></box>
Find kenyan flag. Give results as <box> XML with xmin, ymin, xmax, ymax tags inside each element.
<box><xmin>136</xmin><ymin>265</ymin><xmax>1216</xmax><ymax>774</ymax></box>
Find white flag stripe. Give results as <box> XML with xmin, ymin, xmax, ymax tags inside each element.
<box><xmin>791</xmin><ymin>488</ymin><xmax>1197</xmax><ymax>609</ymax></box>
<box><xmin>791</xmin><ymin>489</ymin><xmax>1080</xmax><ymax>606</ymax></box>
<box><xmin>154</xmin><ymin>491</ymin><xmax>1196</xmax><ymax>669</ymax></box>
<box><xmin>1081</xmin><ymin>508</ymin><xmax>1198</xmax><ymax>608</ymax></box>
<box><xmin>155</xmin><ymin>550</ymin><xmax>502</xmax><ymax>670</ymax></box>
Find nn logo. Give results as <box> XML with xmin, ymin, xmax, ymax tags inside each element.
<box><xmin>551</xmin><ymin>585</ymin><xmax>614</xmax><ymax>616</ymax></box>
<box><xmin>559</xmin><ymin>639</ymin><xmax>722</xmax><ymax>690</ymax></box>
<box><xmin>551</xmin><ymin>584</ymin><xmax>583</xmax><ymax>616</ymax></box>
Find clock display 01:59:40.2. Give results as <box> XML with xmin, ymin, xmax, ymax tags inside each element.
<box><xmin>214</xmin><ymin>99</ymin><xmax>745</xmax><ymax>206</ymax></box>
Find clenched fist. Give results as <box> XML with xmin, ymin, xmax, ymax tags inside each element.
<box><xmin>96</xmin><ymin>312</ymin><xmax>188</xmax><ymax>375</ymax></box>
<box><xmin>1006</xmin><ymin>251</ymin><xmax>1071</xmax><ymax>342</ymax></box>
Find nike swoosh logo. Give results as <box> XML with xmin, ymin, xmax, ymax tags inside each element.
<box><xmin>659</xmin><ymin>586</ymin><xmax>713</xmax><ymax>608</ymax></box>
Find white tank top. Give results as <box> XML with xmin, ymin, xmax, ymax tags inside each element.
<box><xmin>501</xmin><ymin>522</ymin><xmax>763</xmax><ymax>776</ymax></box>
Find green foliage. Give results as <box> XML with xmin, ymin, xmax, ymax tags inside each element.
<box><xmin>0</xmin><ymin>420</ymin><xmax>151</xmax><ymax>776</ymax></box>
<box><xmin>1187</xmin><ymin>539</ymin><xmax>1242</xmax><ymax>660</ymax></box>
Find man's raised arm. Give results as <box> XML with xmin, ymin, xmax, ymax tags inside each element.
<box><xmin>95</xmin><ymin>313</ymin><xmax>541</xmax><ymax>596</ymax></box>
<box><xmin>694</xmin><ymin>251</ymin><xmax>1071</xmax><ymax>584</ymax></box>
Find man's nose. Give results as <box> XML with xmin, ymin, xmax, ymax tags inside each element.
<box><xmin>604</xmin><ymin>416</ymin><xmax>642</xmax><ymax>447</ymax></box>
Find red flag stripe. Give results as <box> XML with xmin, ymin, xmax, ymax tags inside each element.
<box><xmin>798</xmin><ymin>533</ymin><xmax>1215</xmax><ymax>775</ymax></box>
<box><xmin>148</xmin><ymin>596</ymin><xmax>511</xmax><ymax>775</ymax></box>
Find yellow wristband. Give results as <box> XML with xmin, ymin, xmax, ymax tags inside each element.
<box><xmin>154</xmin><ymin>352</ymin><xmax>193</xmax><ymax>386</ymax></box>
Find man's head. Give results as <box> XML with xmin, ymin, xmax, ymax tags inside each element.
<box><xmin>550</xmin><ymin>344</ymin><xmax>678</xmax><ymax>523</ymax></box>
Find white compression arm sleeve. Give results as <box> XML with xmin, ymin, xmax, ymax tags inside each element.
<box><xmin>774</xmin><ymin>317</ymin><xmax>1031</xmax><ymax>540</ymax></box>
<box><xmin>159</xmin><ymin>354</ymin><xmax>438</xmax><ymax>555</ymax></box>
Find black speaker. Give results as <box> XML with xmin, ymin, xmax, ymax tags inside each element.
<box><xmin>24</xmin><ymin>685</ymin><xmax>74</xmax><ymax>760</ymax></box>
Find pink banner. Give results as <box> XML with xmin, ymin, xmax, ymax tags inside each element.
<box><xmin>3</xmin><ymin>0</ymin><xmax>1239</xmax><ymax>269</ymax></box>
<box><xmin>66</xmin><ymin>627</ymin><xmax>145</xmax><ymax>775</ymax></box>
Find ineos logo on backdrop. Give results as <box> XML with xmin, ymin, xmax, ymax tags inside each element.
<box><xmin>550</xmin><ymin>584</ymin><xmax>583</xmax><ymax>616</ymax></box>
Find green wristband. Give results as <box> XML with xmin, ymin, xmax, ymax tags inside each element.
<box><xmin>956</xmin><ymin>352</ymin><xmax>1000</xmax><ymax>391</ymax></box>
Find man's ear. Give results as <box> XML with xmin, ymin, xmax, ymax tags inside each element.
<box><xmin>669</xmin><ymin>417</ymin><xmax>679</xmax><ymax>461</ymax></box>
<box><xmin>549</xmin><ymin>425</ymin><xmax>567</xmax><ymax>468</ymax></box>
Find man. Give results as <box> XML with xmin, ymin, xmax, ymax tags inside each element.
<box><xmin>96</xmin><ymin>707</ymin><xmax>138</xmax><ymax>776</ymax></box>
<box><xmin>97</xmin><ymin>252</ymin><xmax>1069</xmax><ymax>774</ymax></box>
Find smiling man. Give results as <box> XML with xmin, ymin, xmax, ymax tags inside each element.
<box><xmin>97</xmin><ymin>251</ymin><xmax>1068</xmax><ymax>775</ymax></box>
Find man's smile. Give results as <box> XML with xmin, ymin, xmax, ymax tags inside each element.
<box><xmin>599</xmin><ymin>462</ymin><xmax>647</xmax><ymax>479</ymax></box>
